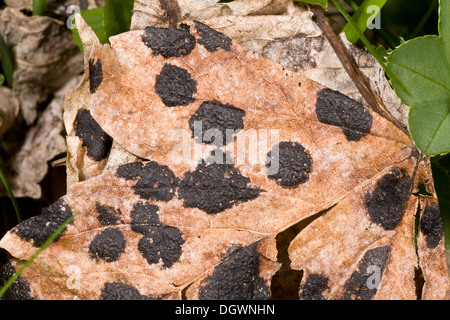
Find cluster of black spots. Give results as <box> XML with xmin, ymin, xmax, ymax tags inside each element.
<box><xmin>266</xmin><ymin>141</ymin><xmax>313</xmax><ymax>188</ymax></box>
<box><xmin>116</xmin><ymin>161</ymin><xmax>178</xmax><ymax>202</ymax></box>
<box><xmin>75</xmin><ymin>109</ymin><xmax>113</xmax><ymax>161</ymax></box>
<box><xmin>189</xmin><ymin>100</ymin><xmax>245</xmax><ymax>145</ymax></box>
<box><xmin>96</xmin><ymin>203</ymin><xmax>123</xmax><ymax>226</ymax></box>
<box><xmin>178</xmin><ymin>159</ymin><xmax>261</xmax><ymax>214</ymax></box>
<box><xmin>365</xmin><ymin>167</ymin><xmax>412</xmax><ymax>230</ymax></box>
<box><xmin>420</xmin><ymin>204</ymin><xmax>444</xmax><ymax>249</ymax></box>
<box><xmin>299</xmin><ymin>274</ymin><xmax>329</xmax><ymax>300</ymax></box>
<box><xmin>89</xmin><ymin>58</ymin><xmax>103</xmax><ymax>94</ymax></box>
<box><xmin>142</xmin><ymin>24</ymin><xmax>196</xmax><ymax>58</ymax></box>
<box><xmin>315</xmin><ymin>88</ymin><xmax>373</xmax><ymax>141</ymax></box>
<box><xmin>340</xmin><ymin>246</ymin><xmax>391</xmax><ymax>300</ymax></box>
<box><xmin>100</xmin><ymin>282</ymin><xmax>161</xmax><ymax>300</ymax></box>
<box><xmin>130</xmin><ymin>202</ymin><xmax>185</xmax><ymax>268</ymax></box>
<box><xmin>194</xmin><ymin>21</ymin><xmax>232</xmax><ymax>53</ymax></box>
<box><xmin>89</xmin><ymin>227</ymin><xmax>126</xmax><ymax>263</ymax></box>
<box><xmin>199</xmin><ymin>243</ymin><xmax>270</xmax><ymax>300</ymax></box>
<box><xmin>13</xmin><ymin>198</ymin><xmax>73</xmax><ymax>247</ymax></box>
<box><xmin>0</xmin><ymin>262</ymin><xmax>33</xmax><ymax>300</ymax></box>
<box><xmin>155</xmin><ymin>64</ymin><xmax>197</xmax><ymax>107</ymax></box>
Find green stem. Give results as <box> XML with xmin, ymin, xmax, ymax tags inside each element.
<box><xmin>330</xmin><ymin>0</ymin><xmax>409</xmax><ymax>94</ymax></box>
<box><xmin>0</xmin><ymin>215</ymin><xmax>76</xmax><ymax>298</ymax></box>
<box><xmin>32</xmin><ymin>0</ymin><xmax>47</xmax><ymax>16</ymax></box>
<box><xmin>0</xmin><ymin>166</ymin><xmax>22</xmax><ymax>224</ymax></box>
<box><xmin>0</xmin><ymin>34</ymin><xmax>13</xmax><ymax>88</ymax></box>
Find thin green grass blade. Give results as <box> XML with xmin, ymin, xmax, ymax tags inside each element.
<box><xmin>0</xmin><ymin>214</ymin><xmax>76</xmax><ymax>298</ymax></box>
<box><xmin>342</xmin><ymin>0</ymin><xmax>387</xmax><ymax>44</ymax></box>
<box><xmin>32</xmin><ymin>0</ymin><xmax>47</xmax><ymax>16</ymax></box>
<box><xmin>0</xmin><ymin>166</ymin><xmax>22</xmax><ymax>224</ymax></box>
<box><xmin>330</xmin><ymin>0</ymin><xmax>409</xmax><ymax>96</ymax></box>
<box><xmin>0</xmin><ymin>34</ymin><xmax>13</xmax><ymax>88</ymax></box>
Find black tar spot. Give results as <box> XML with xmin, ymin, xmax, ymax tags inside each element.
<box><xmin>420</xmin><ymin>204</ymin><xmax>444</xmax><ymax>249</ymax></box>
<box><xmin>131</xmin><ymin>202</ymin><xmax>185</xmax><ymax>268</ymax></box>
<box><xmin>299</xmin><ymin>274</ymin><xmax>329</xmax><ymax>300</ymax></box>
<box><xmin>341</xmin><ymin>246</ymin><xmax>391</xmax><ymax>300</ymax></box>
<box><xmin>116</xmin><ymin>161</ymin><xmax>178</xmax><ymax>202</ymax></box>
<box><xmin>89</xmin><ymin>58</ymin><xmax>103</xmax><ymax>94</ymax></box>
<box><xmin>316</xmin><ymin>88</ymin><xmax>373</xmax><ymax>141</ymax></box>
<box><xmin>155</xmin><ymin>64</ymin><xmax>197</xmax><ymax>107</ymax></box>
<box><xmin>0</xmin><ymin>262</ymin><xmax>33</xmax><ymax>300</ymax></box>
<box><xmin>178</xmin><ymin>159</ymin><xmax>261</xmax><ymax>214</ymax></box>
<box><xmin>96</xmin><ymin>203</ymin><xmax>123</xmax><ymax>226</ymax></box>
<box><xmin>194</xmin><ymin>21</ymin><xmax>232</xmax><ymax>53</ymax></box>
<box><xmin>142</xmin><ymin>24</ymin><xmax>196</xmax><ymax>58</ymax></box>
<box><xmin>189</xmin><ymin>100</ymin><xmax>245</xmax><ymax>145</ymax></box>
<box><xmin>100</xmin><ymin>282</ymin><xmax>161</xmax><ymax>300</ymax></box>
<box><xmin>89</xmin><ymin>227</ymin><xmax>126</xmax><ymax>263</ymax></box>
<box><xmin>199</xmin><ymin>243</ymin><xmax>270</xmax><ymax>300</ymax></box>
<box><xmin>13</xmin><ymin>198</ymin><xmax>73</xmax><ymax>247</ymax></box>
<box><xmin>266</xmin><ymin>141</ymin><xmax>313</xmax><ymax>188</ymax></box>
<box><xmin>75</xmin><ymin>109</ymin><xmax>113</xmax><ymax>161</ymax></box>
<box><xmin>365</xmin><ymin>167</ymin><xmax>412</xmax><ymax>230</ymax></box>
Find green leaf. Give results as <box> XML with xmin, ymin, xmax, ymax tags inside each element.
<box><xmin>387</xmin><ymin>0</ymin><xmax>450</xmax><ymax>155</ymax></box>
<box><xmin>71</xmin><ymin>8</ymin><xmax>108</xmax><ymax>51</ymax></box>
<box><xmin>32</xmin><ymin>0</ymin><xmax>47</xmax><ymax>16</ymax></box>
<box><xmin>342</xmin><ymin>0</ymin><xmax>387</xmax><ymax>44</ymax></box>
<box><xmin>0</xmin><ymin>34</ymin><xmax>13</xmax><ymax>88</ymax></box>
<box><xmin>294</xmin><ymin>0</ymin><xmax>328</xmax><ymax>9</ymax></box>
<box><xmin>104</xmin><ymin>0</ymin><xmax>134</xmax><ymax>39</ymax></box>
<box><xmin>431</xmin><ymin>154</ymin><xmax>450</xmax><ymax>250</ymax></box>
<box><xmin>0</xmin><ymin>74</ymin><xmax>4</xmax><ymax>85</ymax></box>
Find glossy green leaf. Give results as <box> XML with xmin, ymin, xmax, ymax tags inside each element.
<box><xmin>387</xmin><ymin>0</ymin><xmax>449</xmax><ymax>155</ymax></box>
<box><xmin>104</xmin><ymin>0</ymin><xmax>134</xmax><ymax>39</ymax></box>
<box><xmin>71</xmin><ymin>8</ymin><xmax>108</xmax><ymax>51</ymax></box>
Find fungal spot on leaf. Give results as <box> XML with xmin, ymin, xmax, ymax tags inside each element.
<box><xmin>100</xmin><ymin>282</ymin><xmax>161</xmax><ymax>300</ymax></box>
<box><xmin>194</xmin><ymin>21</ymin><xmax>232</xmax><ymax>53</ymax></box>
<box><xmin>178</xmin><ymin>159</ymin><xmax>261</xmax><ymax>214</ymax></box>
<box><xmin>155</xmin><ymin>64</ymin><xmax>197</xmax><ymax>107</ymax></box>
<box><xmin>299</xmin><ymin>274</ymin><xmax>329</xmax><ymax>300</ymax></box>
<box><xmin>316</xmin><ymin>88</ymin><xmax>373</xmax><ymax>141</ymax></box>
<box><xmin>199</xmin><ymin>243</ymin><xmax>270</xmax><ymax>300</ymax></box>
<box><xmin>189</xmin><ymin>100</ymin><xmax>245</xmax><ymax>145</ymax></box>
<box><xmin>266</xmin><ymin>141</ymin><xmax>313</xmax><ymax>188</ymax></box>
<box><xmin>96</xmin><ymin>203</ymin><xmax>123</xmax><ymax>226</ymax></box>
<box><xmin>116</xmin><ymin>161</ymin><xmax>178</xmax><ymax>202</ymax></box>
<box><xmin>89</xmin><ymin>227</ymin><xmax>126</xmax><ymax>263</ymax></box>
<box><xmin>13</xmin><ymin>198</ymin><xmax>73</xmax><ymax>247</ymax></box>
<box><xmin>0</xmin><ymin>262</ymin><xmax>33</xmax><ymax>300</ymax></box>
<box><xmin>420</xmin><ymin>204</ymin><xmax>444</xmax><ymax>249</ymax></box>
<box><xmin>130</xmin><ymin>202</ymin><xmax>185</xmax><ymax>268</ymax></box>
<box><xmin>89</xmin><ymin>58</ymin><xmax>103</xmax><ymax>94</ymax></box>
<box><xmin>365</xmin><ymin>168</ymin><xmax>412</xmax><ymax>230</ymax></box>
<box><xmin>142</xmin><ymin>24</ymin><xmax>196</xmax><ymax>58</ymax></box>
<box><xmin>75</xmin><ymin>109</ymin><xmax>113</xmax><ymax>161</ymax></box>
<box><xmin>341</xmin><ymin>246</ymin><xmax>390</xmax><ymax>300</ymax></box>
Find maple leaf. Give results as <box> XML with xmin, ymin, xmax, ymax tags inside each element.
<box><xmin>0</xmin><ymin>15</ymin><xmax>448</xmax><ymax>300</ymax></box>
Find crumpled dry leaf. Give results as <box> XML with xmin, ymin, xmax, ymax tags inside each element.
<box><xmin>0</xmin><ymin>77</ymin><xmax>74</xmax><ymax>199</ymax></box>
<box><xmin>1</xmin><ymin>18</ymin><xmax>447</xmax><ymax>300</ymax></box>
<box><xmin>0</xmin><ymin>86</ymin><xmax>19</xmax><ymax>137</ymax></box>
<box><xmin>0</xmin><ymin>7</ymin><xmax>83</xmax><ymax>125</ymax></box>
<box><xmin>131</xmin><ymin>0</ymin><xmax>294</xmax><ymax>30</ymax></box>
<box><xmin>262</xmin><ymin>33</ymin><xmax>409</xmax><ymax>127</ymax></box>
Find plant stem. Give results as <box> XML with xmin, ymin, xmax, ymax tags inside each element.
<box><xmin>32</xmin><ymin>0</ymin><xmax>47</xmax><ymax>16</ymax></box>
<box><xmin>0</xmin><ymin>166</ymin><xmax>22</xmax><ymax>224</ymax></box>
<box><xmin>0</xmin><ymin>215</ymin><xmax>76</xmax><ymax>298</ymax></box>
